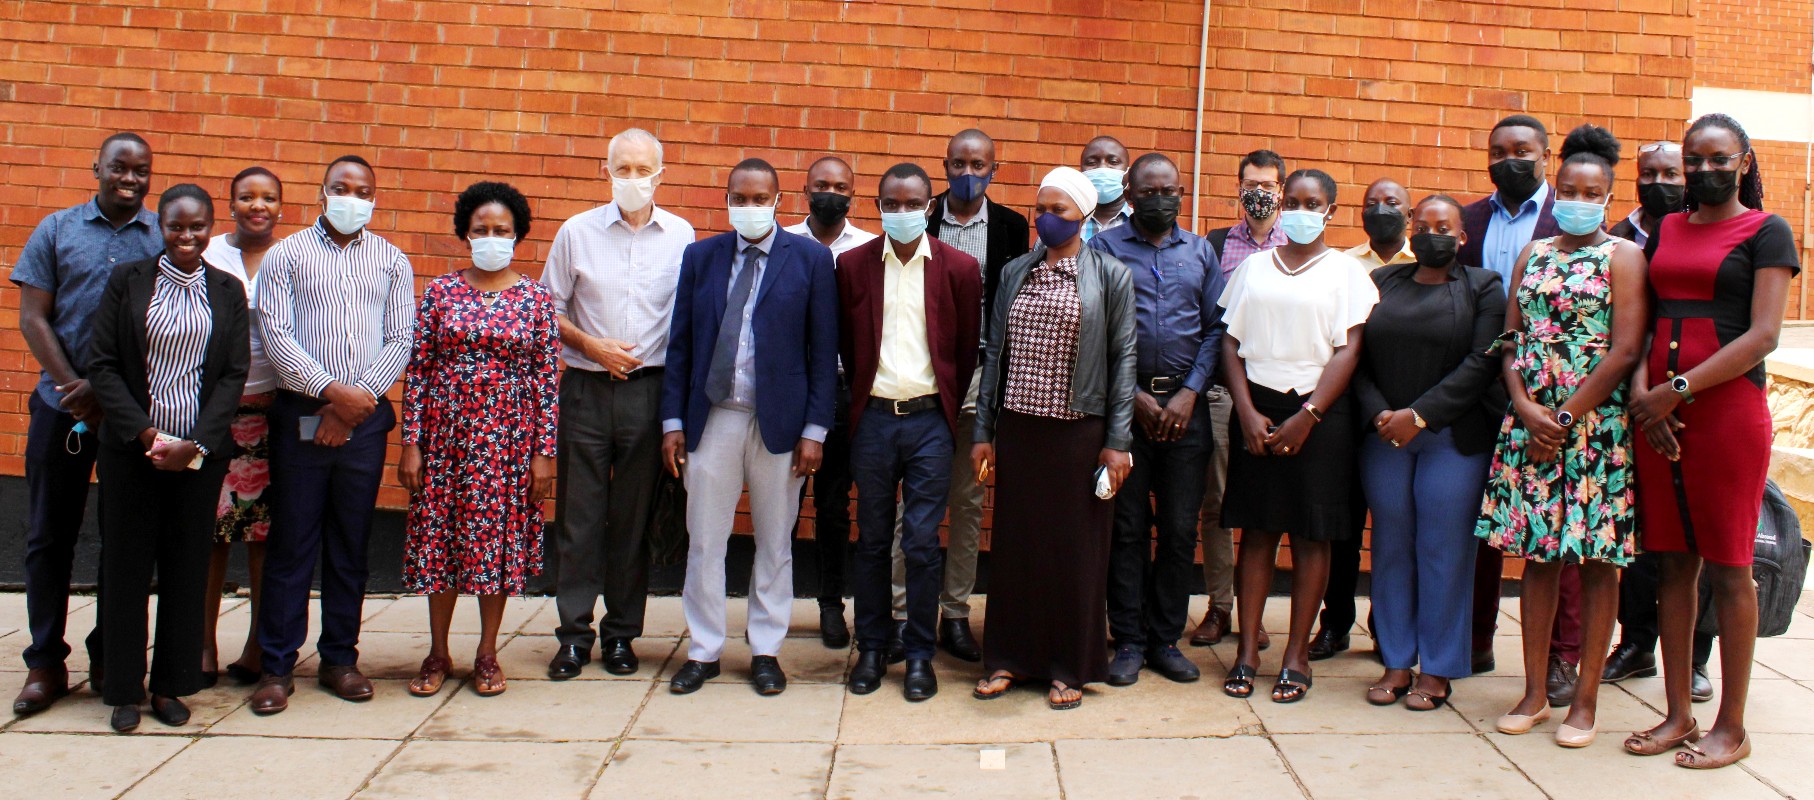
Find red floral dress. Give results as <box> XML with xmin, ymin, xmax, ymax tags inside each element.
<box><xmin>402</xmin><ymin>274</ymin><xmax>560</xmax><ymax>595</ymax></box>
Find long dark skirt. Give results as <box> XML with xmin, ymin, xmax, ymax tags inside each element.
<box><xmin>982</xmin><ymin>410</ymin><xmax>1111</xmax><ymax>687</ymax></box>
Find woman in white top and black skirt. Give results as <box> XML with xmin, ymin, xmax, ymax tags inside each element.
<box><xmin>1218</xmin><ymin>169</ymin><xmax>1378</xmax><ymax>703</ymax></box>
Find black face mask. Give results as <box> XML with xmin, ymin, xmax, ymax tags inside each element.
<box><xmin>1131</xmin><ymin>194</ymin><xmax>1181</xmax><ymax>233</ymax></box>
<box><xmin>1488</xmin><ymin>158</ymin><xmax>1544</xmax><ymax>206</ymax></box>
<box><xmin>1410</xmin><ymin>232</ymin><xmax>1459</xmax><ymax>269</ymax></box>
<box><xmin>1637</xmin><ymin>182</ymin><xmax>1686</xmax><ymax>218</ymax></box>
<box><xmin>1361</xmin><ymin>204</ymin><xmax>1406</xmax><ymax>243</ymax></box>
<box><xmin>1686</xmin><ymin>170</ymin><xmax>1740</xmax><ymax>207</ymax></box>
<box><xmin>808</xmin><ymin>192</ymin><xmax>851</xmax><ymax>226</ymax></box>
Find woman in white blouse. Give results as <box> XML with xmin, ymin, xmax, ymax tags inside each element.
<box><xmin>1217</xmin><ymin>169</ymin><xmax>1378</xmax><ymax>704</ymax></box>
<box><xmin>200</xmin><ymin>167</ymin><xmax>284</xmax><ymax>686</ymax></box>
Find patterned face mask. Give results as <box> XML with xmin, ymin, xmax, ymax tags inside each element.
<box><xmin>1240</xmin><ymin>187</ymin><xmax>1279</xmax><ymax>221</ymax></box>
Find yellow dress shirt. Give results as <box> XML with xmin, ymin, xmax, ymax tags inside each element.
<box><xmin>872</xmin><ymin>236</ymin><xmax>938</xmax><ymax>400</ymax></box>
<box><xmin>1345</xmin><ymin>240</ymin><xmax>1418</xmax><ymax>271</ymax></box>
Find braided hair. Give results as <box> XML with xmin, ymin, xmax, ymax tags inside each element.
<box><xmin>1684</xmin><ymin>113</ymin><xmax>1765</xmax><ymax>212</ymax></box>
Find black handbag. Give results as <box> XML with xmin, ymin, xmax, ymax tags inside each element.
<box><xmin>1693</xmin><ymin>479</ymin><xmax>1808</xmax><ymax>638</ymax></box>
<box><xmin>646</xmin><ymin>468</ymin><xmax>689</xmax><ymax>568</ymax></box>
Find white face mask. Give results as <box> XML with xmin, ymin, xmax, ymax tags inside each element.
<box><xmin>612</xmin><ymin>168</ymin><xmax>662</xmax><ymax>213</ymax></box>
<box><xmin>728</xmin><ymin>202</ymin><xmax>777</xmax><ymax>240</ymax></box>
<box><xmin>469</xmin><ymin>237</ymin><xmax>514</xmax><ymax>272</ymax></box>
<box><xmin>323</xmin><ymin>195</ymin><xmax>374</xmax><ymax>235</ymax></box>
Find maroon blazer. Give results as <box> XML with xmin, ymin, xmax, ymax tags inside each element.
<box><xmin>836</xmin><ymin>236</ymin><xmax>983</xmax><ymax>436</ymax></box>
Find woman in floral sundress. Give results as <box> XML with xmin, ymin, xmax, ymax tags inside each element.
<box><xmin>1475</xmin><ymin>125</ymin><xmax>1648</xmax><ymax>749</ymax></box>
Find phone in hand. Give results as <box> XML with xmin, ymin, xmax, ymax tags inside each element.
<box><xmin>151</xmin><ymin>432</ymin><xmax>204</xmax><ymax>470</ymax></box>
<box><xmin>299</xmin><ymin>415</ymin><xmax>322</xmax><ymax>442</ymax></box>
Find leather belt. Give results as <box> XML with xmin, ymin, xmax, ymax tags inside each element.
<box><xmin>611</xmin><ymin>366</ymin><xmax>665</xmax><ymax>381</ymax></box>
<box><xmin>869</xmin><ymin>395</ymin><xmax>939</xmax><ymax>416</ymax></box>
<box><xmin>1140</xmin><ymin>374</ymin><xmax>1185</xmax><ymax>394</ymax></box>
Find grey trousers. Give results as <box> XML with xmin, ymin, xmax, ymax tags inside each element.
<box><xmin>554</xmin><ymin>369</ymin><xmax>664</xmax><ymax>647</ymax></box>
<box><xmin>1197</xmin><ymin>385</ymin><xmax>1235</xmax><ymax>612</ymax></box>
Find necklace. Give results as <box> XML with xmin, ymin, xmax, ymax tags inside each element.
<box><xmin>1272</xmin><ymin>248</ymin><xmax>1330</xmax><ymax>276</ymax></box>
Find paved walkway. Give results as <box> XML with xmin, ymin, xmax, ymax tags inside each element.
<box><xmin>2</xmin><ymin>592</ymin><xmax>1811</xmax><ymax>799</ymax></box>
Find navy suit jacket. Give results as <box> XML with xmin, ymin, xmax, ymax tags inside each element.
<box><xmin>661</xmin><ymin>229</ymin><xmax>839</xmax><ymax>455</ymax></box>
<box><xmin>1459</xmin><ymin>193</ymin><xmax>1559</xmax><ymax>270</ymax></box>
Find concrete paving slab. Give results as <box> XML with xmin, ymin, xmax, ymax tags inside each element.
<box><xmin>592</xmin><ymin>740</ymin><xmax>832</xmax><ymax>799</ymax></box>
<box><xmin>827</xmin><ymin>742</ymin><xmax>1060</xmax><ymax>800</ymax></box>
<box><xmin>121</xmin><ymin>736</ymin><xmax>397</xmax><ymax>800</ymax></box>
<box><xmin>1054</xmin><ymin>737</ymin><xmax>1305</xmax><ymax>799</ymax></box>
<box><xmin>630</xmin><ymin>681</ymin><xmax>844</xmax><ymax>742</ymax></box>
<box><xmin>416</xmin><ymin>677</ymin><xmax>646</xmax><ymax>741</ymax></box>
<box><xmin>0</xmin><ymin>730</ymin><xmax>189</xmax><ymax>799</ymax></box>
<box><xmin>354</xmin><ymin>739</ymin><xmax>611</xmax><ymax>800</ymax></box>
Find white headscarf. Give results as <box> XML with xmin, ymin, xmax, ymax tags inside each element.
<box><xmin>1039</xmin><ymin>166</ymin><xmax>1098</xmax><ymax>217</ymax></box>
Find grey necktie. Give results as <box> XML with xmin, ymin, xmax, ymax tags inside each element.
<box><xmin>705</xmin><ymin>246</ymin><xmax>761</xmax><ymax>405</ymax></box>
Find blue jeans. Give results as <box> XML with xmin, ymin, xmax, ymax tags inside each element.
<box><xmin>1360</xmin><ymin>427</ymin><xmax>1490</xmax><ymax>679</ymax></box>
<box><xmin>849</xmin><ymin>404</ymin><xmax>952</xmax><ymax>661</ymax></box>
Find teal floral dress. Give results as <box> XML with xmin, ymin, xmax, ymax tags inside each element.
<box><xmin>1474</xmin><ymin>237</ymin><xmax>1637</xmax><ymax>566</ymax></box>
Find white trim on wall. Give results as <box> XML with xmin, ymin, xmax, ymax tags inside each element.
<box><xmin>1691</xmin><ymin>86</ymin><xmax>1814</xmax><ymax>143</ymax></box>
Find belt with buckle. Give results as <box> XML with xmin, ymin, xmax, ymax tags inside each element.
<box><xmin>1140</xmin><ymin>374</ymin><xmax>1184</xmax><ymax>394</ymax></box>
<box><xmin>611</xmin><ymin>366</ymin><xmax>665</xmax><ymax>381</ymax></box>
<box><xmin>869</xmin><ymin>395</ymin><xmax>939</xmax><ymax>416</ymax></box>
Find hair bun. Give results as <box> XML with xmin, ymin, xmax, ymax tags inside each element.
<box><xmin>1560</xmin><ymin>124</ymin><xmax>1621</xmax><ymax>168</ymax></box>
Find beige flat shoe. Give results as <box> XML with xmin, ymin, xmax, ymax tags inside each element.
<box><xmin>1495</xmin><ymin>706</ymin><xmax>1551</xmax><ymax>735</ymax></box>
<box><xmin>1556</xmin><ymin>722</ymin><xmax>1597</xmax><ymax>748</ymax></box>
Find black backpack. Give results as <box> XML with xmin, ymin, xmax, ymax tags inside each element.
<box><xmin>1694</xmin><ymin>479</ymin><xmax>1809</xmax><ymax>638</ymax></box>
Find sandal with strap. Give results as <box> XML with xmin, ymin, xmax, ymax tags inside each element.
<box><xmin>1272</xmin><ymin>668</ymin><xmax>1312</xmax><ymax>704</ymax></box>
<box><xmin>409</xmin><ymin>655</ymin><xmax>452</xmax><ymax>697</ymax></box>
<box><xmin>472</xmin><ymin>654</ymin><xmax>506</xmax><ymax>697</ymax></box>
<box><xmin>1366</xmin><ymin>683</ymin><xmax>1411</xmax><ymax>706</ymax></box>
<box><xmin>1223</xmin><ymin>664</ymin><xmax>1257</xmax><ymax>699</ymax></box>
<box><xmin>1404</xmin><ymin>685</ymin><xmax>1453</xmax><ymax>711</ymax></box>
<box><xmin>1047</xmin><ymin>681</ymin><xmax>1082</xmax><ymax>711</ymax></box>
<box><xmin>1624</xmin><ymin>720</ymin><xmax>1700</xmax><ymax>756</ymax></box>
<box><xmin>972</xmin><ymin>672</ymin><xmax>1021</xmax><ymax>701</ymax></box>
<box><xmin>1675</xmin><ymin>734</ymin><xmax>1750</xmax><ymax>769</ymax></box>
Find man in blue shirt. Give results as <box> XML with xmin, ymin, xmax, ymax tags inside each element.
<box><xmin>9</xmin><ymin>132</ymin><xmax>160</xmax><ymax>716</ymax></box>
<box><xmin>1089</xmin><ymin>153</ymin><xmax>1226</xmax><ymax>686</ymax></box>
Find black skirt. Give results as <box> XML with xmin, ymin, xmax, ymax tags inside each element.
<box><xmin>1221</xmin><ymin>381</ymin><xmax>1357</xmax><ymax>541</ymax></box>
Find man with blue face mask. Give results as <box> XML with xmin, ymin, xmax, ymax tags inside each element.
<box><xmin>1080</xmin><ymin>136</ymin><xmax>1132</xmax><ymax>241</ymax></box>
<box><xmin>252</xmin><ymin>154</ymin><xmax>415</xmax><ymax>714</ymax></box>
<box><xmin>659</xmin><ymin>158</ymin><xmax>838</xmax><ymax>697</ymax></box>
<box><xmin>836</xmin><ymin>163</ymin><xmax>982</xmax><ymax>701</ymax></box>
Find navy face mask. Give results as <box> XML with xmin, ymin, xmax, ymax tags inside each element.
<box><xmin>1036</xmin><ymin>212</ymin><xmax>1083</xmax><ymax>247</ymax></box>
<box><xmin>949</xmin><ymin>173</ymin><xmax>991</xmax><ymax>203</ymax></box>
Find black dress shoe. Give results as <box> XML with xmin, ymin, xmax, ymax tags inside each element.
<box><xmin>110</xmin><ymin>704</ymin><xmax>140</xmax><ymax>733</ymax></box>
<box><xmin>149</xmin><ymin>694</ymin><xmax>190</xmax><ymax>727</ymax></box>
<box><xmin>1307</xmin><ymin>628</ymin><xmax>1350</xmax><ymax>661</ymax></box>
<box><xmin>670</xmin><ymin>660</ymin><xmax>720</xmax><ymax>694</ymax></box>
<box><xmin>1107</xmin><ymin>644</ymin><xmax>1143</xmax><ymax>687</ymax></box>
<box><xmin>1690</xmin><ymin>664</ymin><xmax>1714</xmax><ymax>703</ymax></box>
<box><xmin>1471</xmin><ymin>648</ymin><xmax>1496</xmax><ymax>675</ymax></box>
<box><xmin>820</xmin><ymin>606</ymin><xmax>851</xmax><ymax>649</ymax></box>
<box><xmin>848</xmin><ymin>651</ymin><xmax>886</xmax><ymax>695</ymax></box>
<box><xmin>886</xmin><ymin>620</ymin><xmax>907</xmax><ymax>665</ymax></box>
<box><xmin>1601</xmin><ymin>642</ymin><xmax>1658</xmax><ymax>683</ymax></box>
<box><xmin>602</xmin><ymin>639</ymin><xmax>639</xmax><ymax>675</ymax></box>
<box><xmin>939</xmin><ymin>618</ymin><xmax>982</xmax><ymax>662</ymax></box>
<box><xmin>903</xmin><ymin>659</ymin><xmax>938</xmax><ymax>702</ymax></box>
<box><xmin>1545</xmin><ymin>653</ymin><xmax>1579</xmax><ymax>707</ymax></box>
<box><xmin>547</xmin><ymin>644</ymin><xmax>591</xmax><ymax>680</ymax></box>
<box><xmin>1145</xmin><ymin>645</ymin><xmax>1202</xmax><ymax>683</ymax></box>
<box><xmin>750</xmin><ymin>655</ymin><xmax>787</xmax><ymax>696</ymax></box>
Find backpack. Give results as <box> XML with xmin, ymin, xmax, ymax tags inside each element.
<box><xmin>1693</xmin><ymin>479</ymin><xmax>1809</xmax><ymax>638</ymax></box>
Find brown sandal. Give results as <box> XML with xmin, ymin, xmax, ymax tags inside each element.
<box><xmin>972</xmin><ymin>671</ymin><xmax>1021</xmax><ymax>700</ymax></box>
<box><xmin>409</xmin><ymin>655</ymin><xmax>452</xmax><ymax>697</ymax></box>
<box><xmin>472</xmin><ymin>654</ymin><xmax>506</xmax><ymax>697</ymax></box>
<box><xmin>1624</xmin><ymin>719</ymin><xmax>1699</xmax><ymax>756</ymax></box>
<box><xmin>1675</xmin><ymin>734</ymin><xmax>1749</xmax><ymax>769</ymax></box>
<box><xmin>1047</xmin><ymin>681</ymin><xmax>1082</xmax><ymax>711</ymax></box>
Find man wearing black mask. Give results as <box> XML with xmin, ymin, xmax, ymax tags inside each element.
<box><xmin>1458</xmin><ymin>115</ymin><xmax>1583</xmax><ymax>710</ymax></box>
<box><xmin>784</xmin><ymin>156</ymin><xmax>877</xmax><ymax>648</ymax></box>
<box><xmin>1607</xmin><ymin>142</ymin><xmax>1687</xmax><ymax>249</ymax></box>
<box><xmin>1089</xmin><ymin>153</ymin><xmax>1225</xmax><ymax>686</ymax></box>
<box><xmin>1346</xmin><ymin>179</ymin><xmax>1418</xmax><ymax>270</ymax></box>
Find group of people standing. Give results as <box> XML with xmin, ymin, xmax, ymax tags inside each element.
<box><xmin>5</xmin><ymin>113</ymin><xmax>1795</xmax><ymax>771</ymax></box>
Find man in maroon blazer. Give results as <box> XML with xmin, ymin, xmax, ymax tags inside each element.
<box><xmin>836</xmin><ymin>163</ymin><xmax>982</xmax><ymax>702</ymax></box>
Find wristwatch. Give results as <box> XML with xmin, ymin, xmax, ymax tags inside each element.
<box><xmin>192</xmin><ymin>441</ymin><xmax>212</xmax><ymax>457</ymax></box>
<box><xmin>1670</xmin><ymin>375</ymin><xmax>1695</xmax><ymax>404</ymax></box>
<box><xmin>1410</xmin><ymin>409</ymin><xmax>1427</xmax><ymax>429</ymax></box>
<box><xmin>1554</xmin><ymin>409</ymin><xmax>1575</xmax><ymax>428</ymax></box>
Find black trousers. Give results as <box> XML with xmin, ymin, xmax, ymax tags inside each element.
<box><xmin>96</xmin><ymin>446</ymin><xmax>227</xmax><ymax>705</ymax></box>
<box><xmin>21</xmin><ymin>391</ymin><xmax>103</xmax><ymax>671</ymax></box>
<box><xmin>803</xmin><ymin>383</ymin><xmax>853</xmax><ymax>610</ymax></box>
<box><xmin>554</xmin><ymin>369</ymin><xmax>664</xmax><ymax>646</ymax></box>
<box><xmin>1618</xmin><ymin>551</ymin><xmax>1716</xmax><ymax>665</ymax></box>
<box><xmin>1108</xmin><ymin>393</ymin><xmax>1212</xmax><ymax>648</ymax></box>
<box><xmin>850</xmin><ymin>404</ymin><xmax>952</xmax><ymax>660</ymax></box>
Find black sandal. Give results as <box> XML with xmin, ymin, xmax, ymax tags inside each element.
<box><xmin>1272</xmin><ymin>668</ymin><xmax>1312</xmax><ymax>703</ymax></box>
<box><xmin>1047</xmin><ymin>681</ymin><xmax>1082</xmax><ymax>711</ymax></box>
<box><xmin>1366</xmin><ymin>683</ymin><xmax>1410</xmax><ymax>706</ymax></box>
<box><xmin>1405</xmin><ymin>686</ymin><xmax>1453</xmax><ymax>711</ymax></box>
<box><xmin>1222</xmin><ymin>664</ymin><xmax>1257</xmax><ymax>698</ymax></box>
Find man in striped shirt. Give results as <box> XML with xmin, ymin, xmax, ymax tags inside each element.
<box><xmin>250</xmin><ymin>155</ymin><xmax>415</xmax><ymax>714</ymax></box>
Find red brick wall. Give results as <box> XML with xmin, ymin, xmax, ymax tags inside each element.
<box><xmin>0</xmin><ymin>0</ymin><xmax>1698</xmax><ymax>507</ymax></box>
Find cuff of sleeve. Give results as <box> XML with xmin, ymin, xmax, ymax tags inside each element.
<box><xmin>304</xmin><ymin>372</ymin><xmax>334</xmax><ymax>398</ymax></box>
<box><xmin>662</xmin><ymin>418</ymin><xmax>683</xmax><ymax>434</ymax></box>
<box><xmin>1183</xmin><ymin>373</ymin><xmax>1208</xmax><ymax>394</ymax></box>
<box><xmin>801</xmin><ymin>423</ymin><xmax>828</xmax><ymax>443</ymax></box>
<box><xmin>1105</xmin><ymin>433</ymin><xmax>1132</xmax><ymax>451</ymax></box>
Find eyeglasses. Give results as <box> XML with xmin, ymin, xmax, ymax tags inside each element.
<box><xmin>1682</xmin><ymin>151</ymin><xmax>1750</xmax><ymax>169</ymax></box>
<box><xmin>1638</xmin><ymin>142</ymin><xmax>1682</xmax><ymax>154</ymax></box>
<box><xmin>1240</xmin><ymin>181</ymin><xmax>1281</xmax><ymax>193</ymax></box>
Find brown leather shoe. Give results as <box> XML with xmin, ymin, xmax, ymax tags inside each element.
<box><xmin>1189</xmin><ymin>607</ymin><xmax>1232</xmax><ymax>647</ymax></box>
<box><xmin>317</xmin><ymin>665</ymin><xmax>375</xmax><ymax>702</ymax></box>
<box><xmin>12</xmin><ymin>665</ymin><xmax>70</xmax><ymax>716</ymax></box>
<box><xmin>250</xmin><ymin>674</ymin><xmax>295</xmax><ymax>715</ymax></box>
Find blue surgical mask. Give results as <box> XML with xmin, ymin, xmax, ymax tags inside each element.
<box><xmin>1083</xmin><ymin>167</ymin><xmax>1126</xmax><ymax>204</ymax></box>
<box><xmin>1277</xmin><ymin>209</ymin><xmax>1328</xmax><ymax>245</ymax></box>
<box><xmin>728</xmin><ymin>203</ymin><xmax>776</xmax><ymax>240</ymax></box>
<box><xmin>323</xmin><ymin>195</ymin><xmax>374</xmax><ymax>235</ymax></box>
<box><xmin>948</xmin><ymin>173</ymin><xmax>991</xmax><ymax>203</ymax></box>
<box><xmin>1552</xmin><ymin>198</ymin><xmax>1609</xmax><ymax>236</ymax></box>
<box><xmin>880</xmin><ymin>209</ymin><xmax>929</xmax><ymax>245</ymax></box>
<box><xmin>469</xmin><ymin>237</ymin><xmax>514</xmax><ymax>272</ymax></box>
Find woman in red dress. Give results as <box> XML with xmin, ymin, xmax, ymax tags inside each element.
<box><xmin>399</xmin><ymin>182</ymin><xmax>559</xmax><ymax>698</ymax></box>
<box><xmin>1626</xmin><ymin>114</ymin><xmax>1799</xmax><ymax>769</ymax></box>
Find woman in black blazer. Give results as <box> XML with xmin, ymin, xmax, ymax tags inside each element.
<box><xmin>87</xmin><ymin>184</ymin><xmax>249</xmax><ymax>731</ymax></box>
<box><xmin>1351</xmin><ymin>194</ymin><xmax>1507</xmax><ymax>712</ymax></box>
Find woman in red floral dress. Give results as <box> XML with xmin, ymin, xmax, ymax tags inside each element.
<box><xmin>399</xmin><ymin>182</ymin><xmax>558</xmax><ymax>697</ymax></box>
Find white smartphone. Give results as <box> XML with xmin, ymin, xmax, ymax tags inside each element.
<box><xmin>151</xmin><ymin>432</ymin><xmax>204</xmax><ymax>470</ymax></box>
<box><xmin>299</xmin><ymin>415</ymin><xmax>322</xmax><ymax>442</ymax></box>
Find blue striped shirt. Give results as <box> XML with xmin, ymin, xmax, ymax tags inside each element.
<box><xmin>146</xmin><ymin>256</ymin><xmax>213</xmax><ymax>437</ymax></box>
<box><xmin>256</xmin><ymin>219</ymin><xmax>415</xmax><ymax>399</ymax></box>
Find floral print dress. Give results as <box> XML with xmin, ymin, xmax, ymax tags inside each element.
<box><xmin>1474</xmin><ymin>237</ymin><xmax>1637</xmax><ymax>566</ymax></box>
<box><xmin>402</xmin><ymin>274</ymin><xmax>560</xmax><ymax>595</ymax></box>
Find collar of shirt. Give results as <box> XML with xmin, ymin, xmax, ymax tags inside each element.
<box><xmin>1105</xmin><ymin>219</ymin><xmax>1184</xmax><ymax>251</ymax></box>
<box><xmin>783</xmin><ymin>219</ymin><xmax>875</xmax><ymax>251</ymax></box>
<box><xmin>603</xmin><ymin>201</ymin><xmax>674</xmax><ymax>232</ymax></box>
<box><xmin>881</xmin><ymin>232</ymin><xmax>932</xmax><ymax>270</ymax></box>
<box><xmin>1229</xmin><ymin>218</ymin><xmax>1286</xmax><ymax>249</ymax></box>
<box><xmin>1038</xmin><ymin>255</ymin><xmax>1080</xmax><ymax>278</ymax></box>
<box><xmin>1488</xmin><ymin>181</ymin><xmax>1550</xmax><ymax>221</ymax></box>
<box><xmin>1622</xmin><ymin>207</ymin><xmax>1650</xmax><ymax>247</ymax></box>
<box><xmin>738</xmin><ymin>226</ymin><xmax>777</xmax><ymax>257</ymax></box>
<box><xmin>1343</xmin><ymin>239</ymin><xmax>1417</xmax><ymax>269</ymax></box>
<box><xmin>82</xmin><ymin>196</ymin><xmax>157</xmax><ymax>231</ymax></box>
<box><xmin>942</xmin><ymin>197</ymin><xmax>989</xmax><ymax>227</ymax></box>
<box><xmin>311</xmin><ymin>217</ymin><xmax>368</xmax><ymax>248</ymax></box>
<box><xmin>156</xmin><ymin>255</ymin><xmax>207</xmax><ymax>288</ymax></box>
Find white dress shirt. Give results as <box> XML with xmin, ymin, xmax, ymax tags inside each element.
<box><xmin>872</xmin><ymin>235</ymin><xmax>937</xmax><ymax>400</ymax></box>
<box><xmin>542</xmin><ymin>202</ymin><xmax>695</xmax><ymax>370</ymax></box>
<box><xmin>783</xmin><ymin>219</ymin><xmax>877</xmax><ymax>260</ymax></box>
<box><xmin>257</xmin><ymin>220</ymin><xmax>415</xmax><ymax>399</ymax></box>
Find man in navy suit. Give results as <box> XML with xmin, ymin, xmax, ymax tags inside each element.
<box><xmin>660</xmin><ymin>158</ymin><xmax>839</xmax><ymax>697</ymax></box>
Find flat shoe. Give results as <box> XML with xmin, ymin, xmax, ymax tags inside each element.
<box><xmin>1625</xmin><ymin>721</ymin><xmax>1700</xmax><ymax>756</ymax></box>
<box><xmin>1556</xmin><ymin>722</ymin><xmax>1596</xmax><ymax>748</ymax></box>
<box><xmin>1404</xmin><ymin>687</ymin><xmax>1453</xmax><ymax>711</ymax></box>
<box><xmin>1675</xmin><ymin>734</ymin><xmax>1751</xmax><ymax>769</ymax></box>
<box><xmin>472</xmin><ymin>654</ymin><xmax>506</xmax><ymax>697</ymax></box>
<box><xmin>1366</xmin><ymin>684</ymin><xmax>1410</xmax><ymax>706</ymax></box>
<box><xmin>1047</xmin><ymin>682</ymin><xmax>1081</xmax><ymax>711</ymax></box>
<box><xmin>1495</xmin><ymin>706</ymin><xmax>1551</xmax><ymax>735</ymax></box>
<box><xmin>110</xmin><ymin>704</ymin><xmax>141</xmax><ymax>733</ymax></box>
<box><xmin>149</xmin><ymin>695</ymin><xmax>190</xmax><ymax>727</ymax></box>
<box><xmin>973</xmin><ymin>673</ymin><xmax>1020</xmax><ymax>700</ymax></box>
<box><xmin>1222</xmin><ymin>664</ymin><xmax>1256</xmax><ymax>699</ymax></box>
<box><xmin>409</xmin><ymin>655</ymin><xmax>452</xmax><ymax>697</ymax></box>
<box><xmin>1271</xmin><ymin>668</ymin><xmax>1311</xmax><ymax>704</ymax></box>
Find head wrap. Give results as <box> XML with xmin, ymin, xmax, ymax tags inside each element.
<box><xmin>1039</xmin><ymin>166</ymin><xmax>1098</xmax><ymax>217</ymax></box>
